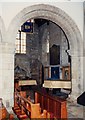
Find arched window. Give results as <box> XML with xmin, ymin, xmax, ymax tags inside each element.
<box><xmin>16</xmin><ymin>30</ymin><xmax>26</xmax><ymax>54</ymax></box>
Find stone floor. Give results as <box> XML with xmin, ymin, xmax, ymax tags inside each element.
<box><xmin>67</xmin><ymin>99</ymin><xmax>85</xmax><ymax>119</ymax></box>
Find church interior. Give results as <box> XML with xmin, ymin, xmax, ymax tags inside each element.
<box><xmin>0</xmin><ymin>17</ymin><xmax>84</xmax><ymax>119</ymax></box>
<box><xmin>0</xmin><ymin>2</ymin><xmax>85</xmax><ymax>119</ymax></box>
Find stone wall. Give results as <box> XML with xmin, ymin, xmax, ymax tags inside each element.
<box><xmin>15</xmin><ymin>23</ymin><xmax>40</xmax><ymax>79</ymax></box>
<box><xmin>15</xmin><ymin>19</ymin><xmax>69</xmax><ymax>83</ymax></box>
<box><xmin>39</xmin><ymin>21</ymin><xmax>69</xmax><ymax>66</ymax></box>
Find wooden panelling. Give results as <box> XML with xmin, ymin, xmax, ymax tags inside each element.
<box><xmin>35</xmin><ymin>91</ymin><xmax>67</xmax><ymax>119</ymax></box>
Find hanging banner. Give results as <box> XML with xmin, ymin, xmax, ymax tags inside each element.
<box><xmin>21</xmin><ymin>21</ymin><xmax>33</xmax><ymax>33</ymax></box>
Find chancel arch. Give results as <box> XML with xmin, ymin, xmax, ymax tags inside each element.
<box><xmin>3</xmin><ymin>4</ymin><xmax>83</xmax><ymax>107</ymax></box>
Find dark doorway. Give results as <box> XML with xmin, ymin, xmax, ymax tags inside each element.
<box><xmin>50</xmin><ymin>44</ymin><xmax>60</xmax><ymax>65</ymax></box>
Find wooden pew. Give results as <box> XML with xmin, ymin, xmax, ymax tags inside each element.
<box><xmin>13</xmin><ymin>89</ymin><xmax>49</xmax><ymax>119</ymax></box>
<box><xmin>35</xmin><ymin>91</ymin><xmax>67</xmax><ymax>119</ymax></box>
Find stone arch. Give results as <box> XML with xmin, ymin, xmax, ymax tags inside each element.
<box><xmin>5</xmin><ymin>4</ymin><xmax>83</xmax><ymax>100</ymax></box>
<box><xmin>6</xmin><ymin>4</ymin><xmax>82</xmax><ymax>56</ymax></box>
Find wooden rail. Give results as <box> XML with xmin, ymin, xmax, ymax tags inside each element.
<box><xmin>35</xmin><ymin>91</ymin><xmax>67</xmax><ymax>119</ymax></box>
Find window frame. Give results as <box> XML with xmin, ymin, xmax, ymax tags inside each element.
<box><xmin>15</xmin><ymin>30</ymin><xmax>26</xmax><ymax>54</ymax></box>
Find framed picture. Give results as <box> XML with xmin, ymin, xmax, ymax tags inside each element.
<box><xmin>62</xmin><ymin>66</ymin><xmax>70</xmax><ymax>80</ymax></box>
<box><xmin>51</xmin><ymin>66</ymin><xmax>60</xmax><ymax>79</ymax></box>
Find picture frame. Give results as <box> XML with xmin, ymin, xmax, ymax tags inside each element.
<box><xmin>62</xmin><ymin>65</ymin><xmax>70</xmax><ymax>80</ymax></box>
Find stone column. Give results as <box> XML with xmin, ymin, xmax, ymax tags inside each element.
<box><xmin>70</xmin><ymin>53</ymin><xmax>83</xmax><ymax>101</ymax></box>
<box><xmin>1</xmin><ymin>42</ymin><xmax>14</xmax><ymax>112</ymax></box>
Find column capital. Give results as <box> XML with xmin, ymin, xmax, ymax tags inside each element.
<box><xmin>67</xmin><ymin>49</ymin><xmax>83</xmax><ymax>57</ymax></box>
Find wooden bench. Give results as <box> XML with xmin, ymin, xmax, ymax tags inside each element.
<box><xmin>35</xmin><ymin>91</ymin><xmax>67</xmax><ymax>119</ymax></box>
<box><xmin>13</xmin><ymin>90</ymin><xmax>50</xmax><ymax>119</ymax></box>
